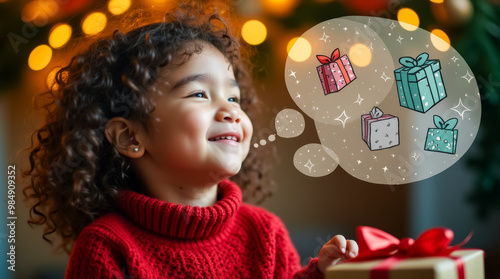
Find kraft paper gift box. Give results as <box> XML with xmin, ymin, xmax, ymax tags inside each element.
<box><xmin>316</xmin><ymin>48</ymin><xmax>356</xmax><ymax>95</ymax></box>
<box><xmin>326</xmin><ymin>226</ymin><xmax>485</xmax><ymax>279</ymax></box>
<box><xmin>424</xmin><ymin>115</ymin><xmax>458</xmax><ymax>154</ymax></box>
<box><xmin>326</xmin><ymin>249</ymin><xmax>484</xmax><ymax>279</ymax></box>
<box><xmin>361</xmin><ymin>107</ymin><xmax>399</xmax><ymax>151</ymax></box>
<box><xmin>394</xmin><ymin>53</ymin><xmax>447</xmax><ymax>113</ymax></box>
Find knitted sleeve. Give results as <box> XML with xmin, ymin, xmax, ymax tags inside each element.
<box><xmin>65</xmin><ymin>227</ymin><xmax>127</xmax><ymax>279</ymax></box>
<box><xmin>273</xmin><ymin>216</ymin><xmax>324</xmax><ymax>279</ymax></box>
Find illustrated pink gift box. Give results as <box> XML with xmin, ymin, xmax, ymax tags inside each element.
<box><xmin>316</xmin><ymin>48</ymin><xmax>356</xmax><ymax>95</ymax></box>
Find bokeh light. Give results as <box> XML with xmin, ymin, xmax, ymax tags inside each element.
<box><xmin>108</xmin><ymin>0</ymin><xmax>131</xmax><ymax>15</ymax></box>
<box><xmin>287</xmin><ymin>37</ymin><xmax>311</xmax><ymax>62</ymax></box>
<box><xmin>82</xmin><ymin>12</ymin><xmax>107</xmax><ymax>36</ymax></box>
<box><xmin>430</xmin><ymin>29</ymin><xmax>451</xmax><ymax>52</ymax></box>
<box><xmin>286</xmin><ymin>37</ymin><xmax>299</xmax><ymax>54</ymax></box>
<box><xmin>48</xmin><ymin>23</ymin><xmax>72</xmax><ymax>48</ymax></box>
<box><xmin>262</xmin><ymin>0</ymin><xmax>298</xmax><ymax>17</ymax></box>
<box><xmin>397</xmin><ymin>8</ymin><xmax>420</xmax><ymax>31</ymax></box>
<box><xmin>46</xmin><ymin>66</ymin><xmax>61</xmax><ymax>90</ymax></box>
<box><xmin>241</xmin><ymin>20</ymin><xmax>267</xmax><ymax>45</ymax></box>
<box><xmin>28</xmin><ymin>44</ymin><xmax>52</xmax><ymax>71</ymax></box>
<box><xmin>429</xmin><ymin>0</ymin><xmax>444</xmax><ymax>3</ymax></box>
<box><xmin>21</xmin><ymin>0</ymin><xmax>59</xmax><ymax>24</ymax></box>
<box><xmin>348</xmin><ymin>43</ymin><xmax>372</xmax><ymax>67</ymax></box>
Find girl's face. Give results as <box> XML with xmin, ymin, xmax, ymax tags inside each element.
<box><xmin>140</xmin><ymin>42</ymin><xmax>253</xmax><ymax>185</ymax></box>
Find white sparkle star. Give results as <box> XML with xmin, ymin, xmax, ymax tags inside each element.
<box><xmin>335</xmin><ymin>110</ymin><xmax>350</xmax><ymax>129</ymax></box>
<box><xmin>369</xmin><ymin>43</ymin><xmax>373</xmax><ymax>51</ymax></box>
<box><xmin>389</xmin><ymin>22</ymin><xmax>396</xmax><ymax>29</ymax></box>
<box><xmin>382</xmin><ymin>166</ymin><xmax>389</xmax><ymax>172</ymax></box>
<box><xmin>391</xmin><ymin>154</ymin><xmax>396</xmax><ymax>158</ymax></box>
<box><xmin>320</xmin><ymin>32</ymin><xmax>329</xmax><ymax>43</ymax></box>
<box><xmin>296</xmin><ymin>80</ymin><xmax>300</xmax><ymax>84</ymax></box>
<box><xmin>289</xmin><ymin>70</ymin><xmax>296</xmax><ymax>78</ymax></box>
<box><xmin>343</xmin><ymin>27</ymin><xmax>348</xmax><ymax>31</ymax></box>
<box><xmin>304</xmin><ymin>159</ymin><xmax>314</xmax><ymax>173</ymax></box>
<box><xmin>462</xmin><ymin>70</ymin><xmax>474</xmax><ymax>83</ymax></box>
<box><xmin>354</xmin><ymin>94</ymin><xmax>364</xmax><ymax>105</ymax></box>
<box><xmin>380</xmin><ymin>72</ymin><xmax>391</xmax><ymax>82</ymax></box>
<box><xmin>451</xmin><ymin>98</ymin><xmax>472</xmax><ymax>119</ymax></box>
<box><xmin>296</xmin><ymin>93</ymin><xmax>301</xmax><ymax>98</ymax></box>
<box><xmin>426</xmin><ymin>44</ymin><xmax>430</xmax><ymax>48</ymax></box>
<box><xmin>412</xmin><ymin>152</ymin><xmax>420</xmax><ymax>161</ymax></box>
<box><xmin>396</xmin><ymin>35</ymin><xmax>404</xmax><ymax>44</ymax></box>
<box><xmin>355</xmin><ymin>31</ymin><xmax>359</xmax><ymax>35</ymax></box>
<box><xmin>357</xmin><ymin>160</ymin><xmax>362</xmax><ymax>165</ymax></box>
<box><xmin>451</xmin><ymin>56</ymin><xmax>459</xmax><ymax>63</ymax></box>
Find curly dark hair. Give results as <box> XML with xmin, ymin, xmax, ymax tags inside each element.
<box><xmin>23</xmin><ymin>1</ymin><xmax>274</xmax><ymax>253</ymax></box>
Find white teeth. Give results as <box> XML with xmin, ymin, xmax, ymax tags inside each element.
<box><xmin>210</xmin><ymin>136</ymin><xmax>238</xmax><ymax>141</ymax></box>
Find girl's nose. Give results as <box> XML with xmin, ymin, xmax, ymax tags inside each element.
<box><xmin>215</xmin><ymin>107</ymin><xmax>241</xmax><ymax>123</ymax></box>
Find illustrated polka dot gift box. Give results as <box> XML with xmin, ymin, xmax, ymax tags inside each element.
<box><xmin>361</xmin><ymin>107</ymin><xmax>400</xmax><ymax>151</ymax></box>
<box><xmin>424</xmin><ymin>115</ymin><xmax>458</xmax><ymax>155</ymax></box>
<box><xmin>394</xmin><ymin>53</ymin><xmax>447</xmax><ymax>113</ymax></box>
<box><xmin>316</xmin><ymin>48</ymin><xmax>357</xmax><ymax>95</ymax></box>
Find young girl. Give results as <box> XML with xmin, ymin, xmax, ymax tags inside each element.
<box><xmin>24</xmin><ymin>2</ymin><xmax>357</xmax><ymax>278</ymax></box>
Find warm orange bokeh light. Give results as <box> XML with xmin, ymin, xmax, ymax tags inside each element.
<box><xmin>49</xmin><ymin>23</ymin><xmax>72</xmax><ymax>48</ymax></box>
<box><xmin>82</xmin><ymin>12</ymin><xmax>107</xmax><ymax>36</ymax></box>
<box><xmin>29</xmin><ymin>44</ymin><xmax>52</xmax><ymax>71</ymax></box>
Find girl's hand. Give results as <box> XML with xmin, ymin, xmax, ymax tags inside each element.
<box><xmin>317</xmin><ymin>235</ymin><xmax>358</xmax><ymax>274</ymax></box>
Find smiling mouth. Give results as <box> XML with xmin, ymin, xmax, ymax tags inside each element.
<box><xmin>208</xmin><ymin>136</ymin><xmax>240</xmax><ymax>142</ymax></box>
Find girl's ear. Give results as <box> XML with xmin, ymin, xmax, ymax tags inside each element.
<box><xmin>105</xmin><ymin>117</ymin><xmax>145</xmax><ymax>158</ymax></box>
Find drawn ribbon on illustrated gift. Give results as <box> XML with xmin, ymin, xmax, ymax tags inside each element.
<box><xmin>316</xmin><ymin>48</ymin><xmax>352</xmax><ymax>92</ymax></box>
<box><xmin>370</xmin><ymin>107</ymin><xmax>384</xmax><ymax>119</ymax></box>
<box><xmin>433</xmin><ymin>115</ymin><xmax>458</xmax><ymax>130</ymax></box>
<box><xmin>398</xmin><ymin>52</ymin><xmax>429</xmax><ymax>70</ymax></box>
<box><xmin>353</xmin><ymin>226</ymin><xmax>472</xmax><ymax>279</ymax></box>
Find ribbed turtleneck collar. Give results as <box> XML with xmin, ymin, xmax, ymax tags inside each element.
<box><xmin>117</xmin><ymin>180</ymin><xmax>242</xmax><ymax>239</ymax></box>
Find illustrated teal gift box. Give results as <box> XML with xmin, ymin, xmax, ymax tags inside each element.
<box><xmin>424</xmin><ymin>115</ymin><xmax>458</xmax><ymax>154</ymax></box>
<box><xmin>394</xmin><ymin>53</ymin><xmax>447</xmax><ymax>113</ymax></box>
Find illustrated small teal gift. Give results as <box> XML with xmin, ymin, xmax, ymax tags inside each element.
<box><xmin>424</xmin><ymin>115</ymin><xmax>458</xmax><ymax>154</ymax></box>
<box><xmin>394</xmin><ymin>53</ymin><xmax>447</xmax><ymax>113</ymax></box>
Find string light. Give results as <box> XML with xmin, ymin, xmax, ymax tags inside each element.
<box><xmin>108</xmin><ymin>0</ymin><xmax>131</xmax><ymax>15</ymax></box>
<box><xmin>48</xmin><ymin>23</ymin><xmax>72</xmax><ymax>48</ymax></box>
<box><xmin>82</xmin><ymin>12</ymin><xmax>107</xmax><ymax>36</ymax></box>
<box><xmin>28</xmin><ymin>44</ymin><xmax>52</xmax><ymax>71</ymax></box>
<box><xmin>241</xmin><ymin>20</ymin><xmax>267</xmax><ymax>45</ymax></box>
<box><xmin>287</xmin><ymin>37</ymin><xmax>311</xmax><ymax>62</ymax></box>
<box><xmin>430</xmin><ymin>29</ymin><xmax>451</xmax><ymax>52</ymax></box>
<box><xmin>397</xmin><ymin>8</ymin><xmax>420</xmax><ymax>31</ymax></box>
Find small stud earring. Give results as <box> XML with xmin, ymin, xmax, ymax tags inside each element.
<box><xmin>133</xmin><ymin>147</ymin><xmax>139</xmax><ymax>152</ymax></box>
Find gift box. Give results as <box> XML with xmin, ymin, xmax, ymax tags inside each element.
<box><xmin>316</xmin><ymin>48</ymin><xmax>356</xmax><ymax>95</ymax></box>
<box><xmin>325</xmin><ymin>227</ymin><xmax>485</xmax><ymax>279</ymax></box>
<box><xmin>361</xmin><ymin>107</ymin><xmax>399</xmax><ymax>151</ymax></box>
<box><xmin>394</xmin><ymin>53</ymin><xmax>447</xmax><ymax>113</ymax></box>
<box><xmin>424</xmin><ymin>115</ymin><xmax>458</xmax><ymax>154</ymax></box>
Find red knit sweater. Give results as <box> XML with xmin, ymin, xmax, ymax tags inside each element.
<box><xmin>65</xmin><ymin>180</ymin><xmax>323</xmax><ymax>278</ymax></box>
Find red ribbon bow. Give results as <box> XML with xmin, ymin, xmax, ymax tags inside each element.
<box><xmin>354</xmin><ymin>226</ymin><xmax>472</xmax><ymax>279</ymax></box>
<box><xmin>316</xmin><ymin>48</ymin><xmax>341</xmax><ymax>64</ymax></box>
<box><xmin>356</xmin><ymin>226</ymin><xmax>470</xmax><ymax>260</ymax></box>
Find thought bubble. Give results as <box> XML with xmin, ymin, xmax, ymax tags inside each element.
<box><xmin>275</xmin><ymin>108</ymin><xmax>305</xmax><ymax>138</ymax></box>
<box><xmin>283</xmin><ymin>16</ymin><xmax>481</xmax><ymax>185</ymax></box>
<box><xmin>293</xmin><ymin>143</ymin><xmax>339</xmax><ymax>177</ymax></box>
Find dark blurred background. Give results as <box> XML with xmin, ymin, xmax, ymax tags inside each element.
<box><xmin>1</xmin><ymin>0</ymin><xmax>499</xmax><ymax>278</ymax></box>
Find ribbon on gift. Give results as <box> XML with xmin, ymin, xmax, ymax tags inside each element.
<box><xmin>399</xmin><ymin>52</ymin><xmax>429</xmax><ymax>71</ymax></box>
<box><xmin>433</xmin><ymin>115</ymin><xmax>458</xmax><ymax>130</ymax></box>
<box><xmin>370</xmin><ymin>107</ymin><xmax>384</xmax><ymax>119</ymax></box>
<box><xmin>353</xmin><ymin>226</ymin><xmax>472</xmax><ymax>279</ymax></box>
<box><xmin>316</xmin><ymin>49</ymin><xmax>351</xmax><ymax>93</ymax></box>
